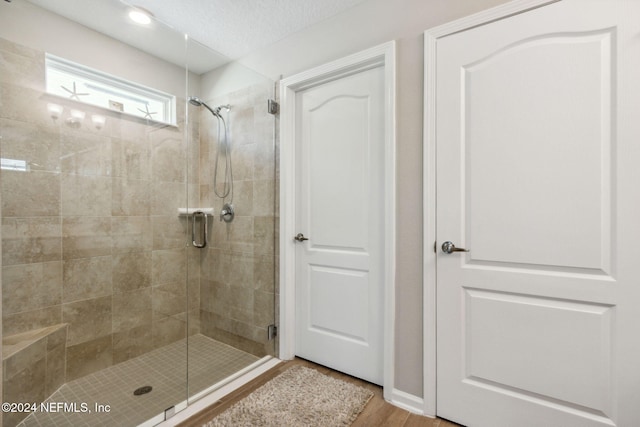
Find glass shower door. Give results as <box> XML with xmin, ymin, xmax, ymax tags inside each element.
<box><xmin>0</xmin><ymin>1</ymin><xmax>193</xmax><ymax>425</ymax></box>
<box><xmin>0</xmin><ymin>2</ymin><xmax>278</xmax><ymax>425</ymax></box>
<box><xmin>185</xmin><ymin>39</ymin><xmax>278</xmax><ymax>404</ymax></box>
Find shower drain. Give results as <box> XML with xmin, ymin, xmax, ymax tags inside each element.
<box><xmin>133</xmin><ymin>385</ymin><xmax>153</xmax><ymax>396</ymax></box>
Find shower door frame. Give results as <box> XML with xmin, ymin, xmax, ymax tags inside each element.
<box><xmin>278</xmin><ymin>41</ymin><xmax>397</xmax><ymax>402</ymax></box>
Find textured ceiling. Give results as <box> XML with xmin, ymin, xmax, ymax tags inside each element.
<box><xmin>131</xmin><ymin>0</ymin><xmax>369</xmax><ymax>59</ymax></box>
<box><xmin>26</xmin><ymin>0</ymin><xmax>369</xmax><ymax>74</ymax></box>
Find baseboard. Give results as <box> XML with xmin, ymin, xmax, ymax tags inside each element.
<box><xmin>389</xmin><ymin>388</ymin><xmax>429</xmax><ymax>416</ymax></box>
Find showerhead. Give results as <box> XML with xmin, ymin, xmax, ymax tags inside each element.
<box><xmin>188</xmin><ymin>96</ymin><xmax>219</xmax><ymax>117</ymax></box>
<box><xmin>188</xmin><ymin>96</ymin><xmax>203</xmax><ymax>107</ymax></box>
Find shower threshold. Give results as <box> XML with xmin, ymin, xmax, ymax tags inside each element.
<box><xmin>17</xmin><ymin>334</ymin><xmax>277</xmax><ymax>427</ymax></box>
<box><xmin>151</xmin><ymin>356</ymin><xmax>280</xmax><ymax>426</ymax></box>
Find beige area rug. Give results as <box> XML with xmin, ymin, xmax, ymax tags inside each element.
<box><xmin>203</xmin><ymin>365</ymin><xmax>374</xmax><ymax>427</ymax></box>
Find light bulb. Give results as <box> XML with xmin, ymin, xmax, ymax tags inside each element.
<box><xmin>70</xmin><ymin>109</ymin><xmax>85</xmax><ymax>120</ymax></box>
<box><xmin>66</xmin><ymin>109</ymin><xmax>86</xmax><ymax>127</ymax></box>
<box><xmin>129</xmin><ymin>8</ymin><xmax>152</xmax><ymax>25</ymax></box>
<box><xmin>47</xmin><ymin>103</ymin><xmax>63</xmax><ymax>120</ymax></box>
<box><xmin>91</xmin><ymin>114</ymin><xmax>106</xmax><ymax>129</ymax></box>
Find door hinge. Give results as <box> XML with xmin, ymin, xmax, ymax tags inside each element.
<box><xmin>434</xmin><ymin>240</ymin><xmax>437</xmax><ymax>253</ymax></box>
<box><xmin>267</xmin><ymin>99</ymin><xmax>279</xmax><ymax>115</ymax></box>
<box><xmin>267</xmin><ymin>324</ymin><xmax>277</xmax><ymax>340</ymax></box>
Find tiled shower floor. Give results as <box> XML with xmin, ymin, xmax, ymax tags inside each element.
<box><xmin>17</xmin><ymin>334</ymin><xmax>260</xmax><ymax>427</ymax></box>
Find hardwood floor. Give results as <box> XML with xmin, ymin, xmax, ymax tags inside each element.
<box><xmin>177</xmin><ymin>358</ymin><xmax>463</xmax><ymax>427</ymax></box>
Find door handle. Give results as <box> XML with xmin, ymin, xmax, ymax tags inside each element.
<box><xmin>441</xmin><ymin>241</ymin><xmax>469</xmax><ymax>254</ymax></box>
<box><xmin>294</xmin><ymin>233</ymin><xmax>309</xmax><ymax>242</ymax></box>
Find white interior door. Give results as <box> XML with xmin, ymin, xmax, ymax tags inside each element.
<box><xmin>294</xmin><ymin>65</ymin><xmax>384</xmax><ymax>385</ymax></box>
<box><xmin>435</xmin><ymin>1</ymin><xmax>640</xmax><ymax>426</ymax></box>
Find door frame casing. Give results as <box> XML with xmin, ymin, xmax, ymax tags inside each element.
<box><xmin>279</xmin><ymin>41</ymin><xmax>397</xmax><ymax>400</ymax></box>
<box><xmin>422</xmin><ymin>0</ymin><xmax>561</xmax><ymax>417</ymax></box>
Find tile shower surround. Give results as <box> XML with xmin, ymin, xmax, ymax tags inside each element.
<box><xmin>3</xmin><ymin>325</ymin><xmax>68</xmax><ymax>427</ymax></box>
<box><xmin>1</xmin><ymin>37</ymin><xmax>200</xmax><ymax>387</ymax></box>
<box><xmin>16</xmin><ymin>334</ymin><xmax>259</xmax><ymax>427</ymax></box>
<box><xmin>197</xmin><ymin>83</ymin><xmax>278</xmax><ymax>357</ymax></box>
<box><xmin>1</xmin><ymin>35</ymin><xmax>277</xmax><ymax>419</ymax></box>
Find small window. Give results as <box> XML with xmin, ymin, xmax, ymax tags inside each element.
<box><xmin>1</xmin><ymin>158</ymin><xmax>28</xmax><ymax>172</ymax></box>
<box><xmin>45</xmin><ymin>53</ymin><xmax>176</xmax><ymax>126</ymax></box>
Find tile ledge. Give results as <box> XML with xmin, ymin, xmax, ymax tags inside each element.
<box><xmin>2</xmin><ymin>323</ymin><xmax>68</xmax><ymax>360</ymax></box>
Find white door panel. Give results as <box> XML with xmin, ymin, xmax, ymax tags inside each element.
<box><xmin>295</xmin><ymin>66</ymin><xmax>384</xmax><ymax>385</ymax></box>
<box><xmin>464</xmin><ymin>289</ymin><xmax>613</xmax><ymax>412</ymax></box>
<box><xmin>308</xmin><ymin>266</ymin><xmax>369</xmax><ymax>341</ymax></box>
<box><xmin>436</xmin><ymin>1</ymin><xmax>640</xmax><ymax>426</ymax></box>
<box><xmin>464</xmin><ymin>29</ymin><xmax>611</xmax><ymax>271</ymax></box>
<box><xmin>306</xmin><ymin>93</ymin><xmax>370</xmax><ymax>250</ymax></box>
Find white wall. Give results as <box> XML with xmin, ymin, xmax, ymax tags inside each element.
<box><xmin>0</xmin><ymin>0</ymin><xmax>199</xmax><ymax>98</ymax></box>
<box><xmin>200</xmin><ymin>61</ymin><xmax>273</xmax><ymax>101</ymax></box>
<box><xmin>235</xmin><ymin>0</ymin><xmax>509</xmax><ymax>398</ymax></box>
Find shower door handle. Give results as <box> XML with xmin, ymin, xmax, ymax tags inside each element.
<box><xmin>192</xmin><ymin>211</ymin><xmax>208</xmax><ymax>248</ymax></box>
<box><xmin>294</xmin><ymin>233</ymin><xmax>309</xmax><ymax>242</ymax></box>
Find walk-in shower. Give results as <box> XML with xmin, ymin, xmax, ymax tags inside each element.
<box><xmin>0</xmin><ymin>1</ymin><xmax>277</xmax><ymax>426</ymax></box>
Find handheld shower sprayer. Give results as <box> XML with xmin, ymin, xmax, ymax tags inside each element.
<box><xmin>189</xmin><ymin>95</ymin><xmax>234</xmax><ymax>208</ymax></box>
<box><xmin>188</xmin><ymin>96</ymin><xmax>219</xmax><ymax>117</ymax></box>
<box><xmin>188</xmin><ymin>97</ymin><xmax>231</xmax><ymax>118</ymax></box>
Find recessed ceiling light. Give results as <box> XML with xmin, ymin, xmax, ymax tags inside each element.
<box><xmin>128</xmin><ymin>7</ymin><xmax>153</xmax><ymax>25</ymax></box>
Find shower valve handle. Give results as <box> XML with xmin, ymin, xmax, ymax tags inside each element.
<box><xmin>220</xmin><ymin>203</ymin><xmax>234</xmax><ymax>223</ymax></box>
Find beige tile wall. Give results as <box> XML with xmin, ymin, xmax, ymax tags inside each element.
<box><xmin>0</xmin><ymin>34</ymin><xmax>277</xmax><ymax>414</ymax></box>
<box><xmin>198</xmin><ymin>83</ymin><xmax>277</xmax><ymax>357</ymax></box>
<box><xmin>2</xmin><ymin>324</ymin><xmax>67</xmax><ymax>427</ymax></box>
<box><xmin>0</xmin><ymin>38</ymin><xmax>199</xmax><ymax>386</ymax></box>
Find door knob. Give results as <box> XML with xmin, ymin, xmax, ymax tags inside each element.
<box><xmin>441</xmin><ymin>241</ymin><xmax>469</xmax><ymax>254</ymax></box>
<box><xmin>294</xmin><ymin>233</ymin><xmax>309</xmax><ymax>242</ymax></box>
